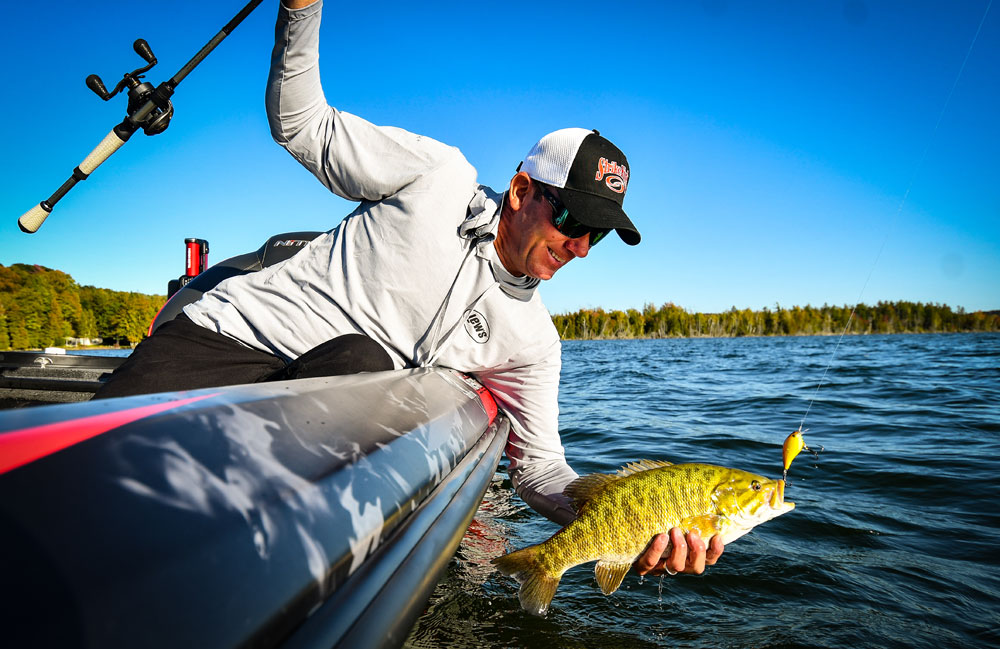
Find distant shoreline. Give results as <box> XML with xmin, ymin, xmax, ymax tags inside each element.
<box><xmin>4</xmin><ymin>268</ymin><xmax>997</xmax><ymax>351</ymax></box>
<box><xmin>556</xmin><ymin>330</ymin><xmax>997</xmax><ymax>341</ymax></box>
<box><xmin>11</xmin><ymin>329</ymin><xmax>997</xmax><ymax>354</ymax></box>
<box><xmin>11</xmin><ymin>345</ymin><xmax>130</xmax><ymax>351</ymax></box>
<box><xmin>551</xmin><ymin>301</ymin><xmax>1000</xmax><ymax>340</ymax></box>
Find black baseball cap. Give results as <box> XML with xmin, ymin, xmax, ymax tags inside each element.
<box><xmin>518</xmin><ymin>128</ymin><xmax>640</xmax><ymax>245</ymax></box>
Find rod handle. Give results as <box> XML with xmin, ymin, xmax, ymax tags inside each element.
<box><xmin>17</xmin><ymin>128</ymin><xmax>129</xmax><ymax>233</ymax></box>
<box><xmin>18</xmin><ymin>203</ymin><xmax>52</xmax><ymax>233</ymax></box>
<box><xmin>79</xmin><ymin>129</ymin><xmax>127</xmax><ymax>175</ymax></box>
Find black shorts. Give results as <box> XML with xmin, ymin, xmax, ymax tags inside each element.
<box><xmin>94</xmin><ymin>314</ymin><xmax>393</xmax><ymax>399</ymax></box>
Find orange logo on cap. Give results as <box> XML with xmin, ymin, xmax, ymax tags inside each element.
<box><xmin>595</xmin><ymin>157</ymin><xmax>628</xmax><ymax>194</ymax></box>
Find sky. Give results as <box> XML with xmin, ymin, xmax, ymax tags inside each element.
<box><xmin>1</xmin><ymin>0</ymin><xmax>997</xmax><ymax>315</ymax></box>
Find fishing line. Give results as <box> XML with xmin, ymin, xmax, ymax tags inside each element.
<box><xmin>794</xmin><ymin>0</ymin><xmax>993</xmax><ymax>435</ymax></box>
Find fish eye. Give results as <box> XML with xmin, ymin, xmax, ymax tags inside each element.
<box><xmin>751</xmin><ymin>480</ymin><xmax>761</xmax><ymax>491</ymax></box>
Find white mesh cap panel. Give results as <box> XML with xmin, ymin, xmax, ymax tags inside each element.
<box><xmin>519</xmin><ymin>128</ymin><xmax>591</xmax><ymax>189</ymax></box>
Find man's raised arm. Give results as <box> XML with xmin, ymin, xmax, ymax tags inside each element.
<box><xmin>265</xmin><ymin>0</ymin><xmax>454</xmax><ymax>202</ymax></box>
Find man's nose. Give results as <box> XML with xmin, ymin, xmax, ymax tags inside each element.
<box><xmin>565</xmin><ymin>233</ymin><xmax>591</xmax><ymax>258</ymax></box>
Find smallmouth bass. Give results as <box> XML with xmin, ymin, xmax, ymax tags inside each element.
<box><xmin>492</xmin><ymin>460</ymin><xmax>794</xmax><ymax>616</ymax></box>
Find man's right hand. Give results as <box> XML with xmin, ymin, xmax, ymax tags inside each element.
<box><xmin>633</xmin><ymin>528</ymin><xmax>725</xmax><ymax>576</ymax></box>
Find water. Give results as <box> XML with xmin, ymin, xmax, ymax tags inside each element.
<box><xmin>67</xmin><ymin>348</ymin><xmax>132</xmax><ymax>357</ymax></box>
<box><xmin>405</xmin><ymin>334</ymin><xmax>1000</xmax><ymax>649</ymax></box>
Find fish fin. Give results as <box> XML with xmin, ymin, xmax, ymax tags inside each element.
<box><xmin>616</xmin><ymin>459</ymin><xmax>673</xmax><ymax>477</ymax></box>
<box><xmin>492</xmin><ymin>545</ymin><xmax>561</xmax><ymax>617</ymax></box>
<box><xmin>679</xmin><ymin>514</ymin><xmax>722</xmax><ymax>538</ymax></box>
<box><xmin>563</xmin><ymin>473</ymin><xmax>619</xmax><ymax>513</ymax></box>
<box><xmin>594</xmin><ymin>560</ymin><xmax>632</xmax><ymax>595</ymax></box>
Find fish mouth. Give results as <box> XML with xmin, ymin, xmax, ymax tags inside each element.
<box><xmin>773</xmin><ymin>479</ymin><xmax>795</xmax><ymax>511</ymax></box>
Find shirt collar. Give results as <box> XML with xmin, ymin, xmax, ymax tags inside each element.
<box><xmin>461</xmin><ymin>185</ymin><xmax>540</xmax><ymax>301</ymax></box>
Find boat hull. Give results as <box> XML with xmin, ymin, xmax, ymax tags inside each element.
<box><xmin>0</xmin><ymin>367</ymin><xmax>505</xmax><ymax>649</ymax></box>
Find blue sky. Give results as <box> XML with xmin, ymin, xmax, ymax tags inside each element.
<box><xmin>2</xmin><ymin>0</ymin><xmax>997</xmax><ymax>314</ymax></box>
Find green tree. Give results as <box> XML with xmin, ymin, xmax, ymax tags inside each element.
<box><xmin>0</xmin><ymin>302</ymin><xmax>10</xmax><ymax>351</ymax></box>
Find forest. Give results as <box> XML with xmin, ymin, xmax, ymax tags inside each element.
<box><xmin>1</xmin><ymin>263</ymin><xmax>997</xmax><ymax>351</ymax></box>
<box><xmin>0</xmin><ymin>264</ymin><xmax>165</xmax><ymax>350</ymax></box>
<box><xmin>552</xmin><ymin>301</ymin><xmax>1000</xmax><ymax>339</ymax></box>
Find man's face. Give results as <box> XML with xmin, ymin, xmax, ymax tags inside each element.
<box><xmin>502</xmin><ymin>184</ymin><xmax>593</xmax><ymax>280</ymax></box>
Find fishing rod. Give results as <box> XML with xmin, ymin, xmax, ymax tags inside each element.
<box><xmin>17</xmin><ymin>0</ymin><xmax>265</xmax><ymax>234</ymax></box>
<box><xmin>783</xmin><ymin>0</ymin><xmax>994</xmax><ymax>480</ymax></box>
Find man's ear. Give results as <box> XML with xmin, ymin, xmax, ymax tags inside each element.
<box><xmin>507</xmin><ymin>172</ymin><xmax>533</xmax><ymax>211</ymax></box>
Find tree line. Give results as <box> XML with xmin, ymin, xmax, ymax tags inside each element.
<box><xmin>552</xmin><ymin>301</ymin><xmax>1000</xmax><ymax>339</ymax></box>
<box><xmin>2</xmin><ymin>263</ymin><xmax>997</xmax><ymax>351</ymax></box>
<box><xmin>0</xmin><ymin>264</ymin><xmax>165</xmax><ymax>350</ymax></box>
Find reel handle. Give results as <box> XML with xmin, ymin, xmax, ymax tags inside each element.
<box><xmin>133</xmin><ymin>39</ymin><xmax>156</xmax><ymax>65</ymax></box>
<box><xmin>86</xmin><ymin>74</ymin><xmax>112</xmax><ymax>100</ymax></box>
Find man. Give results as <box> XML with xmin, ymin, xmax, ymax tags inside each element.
<box><xmin>97</xmin><ymin>0</ymin><xmax>722</xmax><ymax>577</ymax></box>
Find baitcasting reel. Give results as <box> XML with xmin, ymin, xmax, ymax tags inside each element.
<box><xmin>86</xmin><ymin>39</ymin><xmax>174</xmax><ymax>136</ymax></box>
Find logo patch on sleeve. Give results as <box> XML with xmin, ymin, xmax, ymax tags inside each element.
<box><xmin>463</xmin><ymin>309</ymin><xmax>491</xmax><ymax>344</ymax></box>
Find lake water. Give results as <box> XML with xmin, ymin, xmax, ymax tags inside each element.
<box><xmin>405</xmin><ymin>334</ymin><xmax>1000</xmax><ymax>649</ymax></box>
<box><xmin>67</xmin><ymin>348</ymin><xmax>133</xmax><ymax>357</ymax></box>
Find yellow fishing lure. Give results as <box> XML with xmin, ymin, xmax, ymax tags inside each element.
<box><xmin>782</xmin><ymin>429</ymin><xmax>806</xmax><ymax>479</ymax></box>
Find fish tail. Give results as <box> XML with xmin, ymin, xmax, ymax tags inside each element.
<box><xmin>492</xmin><ymin>545</ymin><xmax>561</xmax><ymax>617</ymax></box>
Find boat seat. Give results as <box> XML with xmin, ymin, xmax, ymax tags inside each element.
<box><xmin>150</xmin><ymin>231</ymin><xmax>321</xmax><ymax>333</ymax></box>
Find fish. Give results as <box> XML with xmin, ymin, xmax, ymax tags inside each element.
<box><xmin>492</xmin><ymin>459</ymin><xmax>794</xmax><ymax>616</ymax></box>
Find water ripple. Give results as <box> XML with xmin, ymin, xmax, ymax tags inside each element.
<box><xmin>406</xmin><ymin>333</ymin><xmax>1000</xmax><ymax>649</ymax></box>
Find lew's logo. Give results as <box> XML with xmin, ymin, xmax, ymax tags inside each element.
<box><xmin>595</xmin><ymin>157</ymin><xmax>629</xmax><ymax>194</ymax></box>
<box><xmin>463</xmin><ymin>309</ymin><xmax>490</xmax><ymax>344</ymax></box>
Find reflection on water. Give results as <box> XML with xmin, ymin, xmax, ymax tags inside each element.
<box><xmin>404</xmin><ymin>475</ymin><xmax>525</xmax><ymax>649</ymax></box>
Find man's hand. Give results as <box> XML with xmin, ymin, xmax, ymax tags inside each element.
<box><xmin>633</xmin><ymin>528</ymin><xmax>724</xmax><ymax>576</ymax></box>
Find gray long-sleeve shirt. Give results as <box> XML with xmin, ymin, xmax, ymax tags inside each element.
<box><xmin>183</xmin><ymin>0</ymin><xmax>578</xmax><ymax>524</ymax></box>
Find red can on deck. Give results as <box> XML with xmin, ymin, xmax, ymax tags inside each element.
<box><xmin>184</xmin><ymin>238</ymin><xmax>209</xmax><ymax>277</ymax></box>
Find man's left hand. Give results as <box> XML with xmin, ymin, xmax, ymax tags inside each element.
<box><xmin>633</xmin><ymin>528</ymin><xmax>724</xmax><ymax>576</ymax></box>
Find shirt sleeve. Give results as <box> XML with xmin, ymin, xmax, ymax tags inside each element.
<box><xmin>477</xmin><ymin>342</ymin><xmax>579</xmax><ymax>527</ymax></box>
<box><xmin>266</xmin><ymin>0</ymin><xmax>455</xmax><ymax>202</ymax></box>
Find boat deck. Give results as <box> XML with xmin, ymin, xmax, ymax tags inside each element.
<box><xmin>0</xmin><ymin>350</ymin><xmax>125</xmax><ymax>408</ymax></box>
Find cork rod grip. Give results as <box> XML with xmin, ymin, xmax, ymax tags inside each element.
<box><xmin>79</xmin><ymin>129</ymin><xmax>127</xmax><ymax>175</ymax></box>
<box><xmin>18</xmin><ymin>203</ymin><xmax>52</xmax><ymax>233</ymax></box>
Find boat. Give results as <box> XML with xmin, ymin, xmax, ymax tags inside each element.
<box><xmin>0</xmin><ymin>233</ymin><xmax>508</xmax><ymax>648</ymax></box>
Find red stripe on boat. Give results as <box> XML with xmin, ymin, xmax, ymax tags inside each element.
<box><xmin>475</xmin><ymin>385</ymin><xmax>498</xmax><ymax>425</ymax></box>
<box><xmin>0</xmin><ymin>394</ymin><xmax>215</xmax><ymax>475</ymax></box>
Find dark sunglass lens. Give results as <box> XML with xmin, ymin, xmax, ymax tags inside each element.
<box><xmin>565</xmin><ymin>220</ymin><xmax>590</xmax><ymax>239</ymax></box>
<box><xmin>562</xmin><ymin>214</ymin><xmax>606</xmax><ymax>245</ymax></box>
<box><xmin>541</xmin><ymin>185</ymin><xmax>609</xmax><ymax>246</ymax></box>
<box><xmin>590</xmin><ymin>229</ymin><xmax>610</xmax><ymax>246</ymax></box>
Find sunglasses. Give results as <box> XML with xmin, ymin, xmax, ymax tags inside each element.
<box><xmin>536</xmin><ymin>184</ymin><xmax>610</xmax><ymax>246</ymax></box>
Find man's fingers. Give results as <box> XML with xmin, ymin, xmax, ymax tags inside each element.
<box><xmin>635</xmin><ymin>529</ymin><xmax>726</xmax><ymax>577</ymax></box>
<box><xmin>635</xmin><ymin>533</ymin><xmax>670</xmax><ymax>575</ymax></box>
<box><xmin>685</xmin><ymin>530</ymin><xmax>707</xmax><ymax>574</ymax></box>
<box><xmin>666</xmin><ymin>527</ymin><xmax>688</xmax><ymax>574</ymax></box>
<box><xmin>705</xmin><ymin>533</ymin><xmax>725</xmax><ymax>566</ymax></box>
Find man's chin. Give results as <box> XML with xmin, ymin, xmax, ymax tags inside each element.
<box><xmin>531</xmin><ymin>256</ymin><xmax>565</xmax><ymax>280</ymax></box>
<box><xmin>528</xmin><ymin>266</ymin><xmax>557</xmax><ymax>281</ymax></box>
